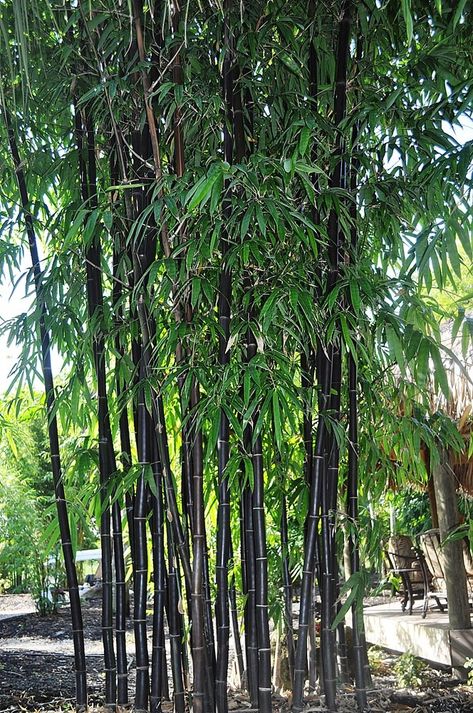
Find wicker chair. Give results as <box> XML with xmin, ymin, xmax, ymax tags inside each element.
<box><xmin>385</xmin><ymin>534</ymin><xmax>430</xmax><ymax>615</ymax></box>
<box><xmin>419</xmin><ymin>528</ymin><xmax>473</xmax><ymax>618</ymax></box>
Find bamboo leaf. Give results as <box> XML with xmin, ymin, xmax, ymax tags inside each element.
<box><xmin>430</xmin><ymin>343</ymin><xmax>449</xmax><ymax>399</ymax></box>
<box><xmin>272</xmin><ymin>391</ymin><xmax>282</xmax><ymax>452</ymax></box>
<box><xmin>240</xmin><ymin>206</ymin><xmax>253</xmax><ymax>239</ymax></box>
<box><xmin>401</xmin><ymin>0</ymin><xmax>414</xmax><ymax>43</ymax></box>
<box><xmin>453</xmin><ymin>0</ymin><xmax>467</xmax><ymax>27</ymax></box>
<box><xmin>416</xmin><ymin>338</ymin><xmax>430</xmax><ymax>386</ymax></box>
<box><xmin>340</xmin><ymin>314</ymin><xmax>358</xmax><ymax>365</ymax></box>
<box><xmin>186</xmin><ymin>166</ymin><xmax>222</xmax><ymax>211</ymax></box>
<box><xmin>349</xmin><ymin>281</ymin><xmax>361</xmax><ymax>314</ymax></box>
<box><xmin>298</xmin><ymin>127</ymin><xmax>310</xmax><ymax>156</ymax></box>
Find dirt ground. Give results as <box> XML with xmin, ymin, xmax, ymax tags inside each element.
<box><xmin>0</xmin><ymin>595</ymin><xmax>472</xmax><ymax>712</ymax></box>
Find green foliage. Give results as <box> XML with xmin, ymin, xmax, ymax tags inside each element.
<box><xmin>367</xmin><ymin>646</ymin><xmax>391</xmax><ymax>676</ymax></box>
<box><xmin>464</xmin><ymin>657</ymin><xmax>473</xmax><ymax>686</ymax></box>
<box><xmin>0</xmin><ymin>394</ymin><xmax>97</xmax><ymax>611</ymax></box>
<box><xmin>392</xmin><ymin>490</ymin><xmax>432</xmax><ymax>537</ymax></box>
<box><xmin>0</xmin><ymin>461</ymin><xmax>60</xmax><ymax>613</ymax></box>
<box><xmin>393</xmin><ymin>652</ymin><xmax>427</xmax><ymax>689</ymax></box>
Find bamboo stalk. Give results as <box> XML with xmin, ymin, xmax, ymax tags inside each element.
<box><xmin>245</xmin><ymin>320</ymin><xmax>271</xmax><ymax>713</ymax></box>
<box><xmin>150</xmin><ymin>441</ymin><xmax>166</xmax><ymax>713</ymax></box>
<box><xmin>252</xmin><ymin>436</ymin><xmax>272</xmax><ymax>713</ymax></box>
<box><xmin>242</xmin><ymin>484</ymin><xmax>259</xmax><ymax>706</ymax></box>
<box><xmin>229</xmin><ymin>541</ymin><xmax>245</xmax><ymax>687</ymax></box>
<box><xmin>280</xmin><ymin>494</ymin><xmax>295</xmax><ymax>685</ymax></box>
<box><xmin>134</xmin><ymin>372</ymin><xmax>151</xmax><ymax>712</ymax></box>
<box><xmin>231</xmin><ymin>31</ymin><xmax>266</xmax><ymax>711</ymax></box>
<box><xmin>346</xmin><ymin>38</ymin><xmax>369</xmax><ymax>708</ymax></box>
<box><xmin>190</xmin><ymin>380</ymin><xmax>207</xmax><ymax>713</ymax></box>
<box><xmin>111</xmin><ymin>150</ymin><xmax>134</xmax><ymax>702</ymax></box>
<box><xmin>3</xmin><ymin>106</ymin><xmax>88</xmax><ymax>712</ymax></box>
<box><xmin>165</xmin><ymin>520</ymin><xmax>186</xmax><ymax>713</ymax></box>
<box><xmin>320</xmin><ymin>348</ymin><xmax>341</xmax><ymax>711</ymax></box>
<box><xmin>216</xmin><ymin>2</ymin><xmax>234</xmax><ymax>709</ymax></box>
<box><xmin>320</xmin><ymin>4</ymin><xmax>353</xmax><ymax>709</ymax></box>
<box><xmin>292</xmin><ymin>368</ymin><xmax>329</xmax><ymax>713</ymax></box>
<box><xmin>76</xmin><ymin>110</ymin><xmax>119</xmax><ymax>707</ymax></box>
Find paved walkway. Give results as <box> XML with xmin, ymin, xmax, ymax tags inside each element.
<box><xmin>0</xmin><ymin>594</ymin><xmax>35</xmax><ymax>621</ymax></box>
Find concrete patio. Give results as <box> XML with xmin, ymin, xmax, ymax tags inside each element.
<box><xmin>363</xmin><ymin>599</ymin><xmax>473</xmax><ymax>669</ymax></box>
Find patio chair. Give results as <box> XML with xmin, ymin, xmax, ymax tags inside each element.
<box><xmin>385</xmin><ymin>535</ymin><xmax>430</xmax><ymax>615</ymax></box>
<box><xmin>419</xmin><ymin>528</ymin><xmax>473</xmax><ymax>618</ymax></box>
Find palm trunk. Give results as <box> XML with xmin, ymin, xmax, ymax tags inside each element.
<box><xmin>4</xmin><ymin>106</ymin><xmax>87</xmax><ymax>712</ymax></box>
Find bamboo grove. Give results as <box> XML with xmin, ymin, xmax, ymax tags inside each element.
<box><xmin>0</xmin><ymin>1</ymin><xmax>472</xmax><ymax>712</ymax></box>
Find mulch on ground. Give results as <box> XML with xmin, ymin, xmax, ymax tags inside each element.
<box><xmin>0</xmin><ymin>596</ymin><xmax>472</xmax><ymax>712</ymax></box>
<box><xmin>0</xmin><ymin>605</ymin><xmax>113</xmax><ymax>711</ymax></box>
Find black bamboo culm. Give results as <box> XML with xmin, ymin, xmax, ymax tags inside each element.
<box><xmin>76</xmin><ymin>110</ymin><xmax>119</xmax><ymax>707</ymax></box>
<box><xmin>297</xmin><ymin>10</ymin><xmax>320</xmax><ymax>699</ymax></box>
<box><xmin>347</xmin><ymin>41</ymin><xmax>369</xmax><ymax>705</ymax></box>
<box><xmin>215</xmin><ymin>0</ymin><xmax>234</xmax><ymax>709</ymax></box>
<box><xmin>301</xmin><ymin>350</ymin><xmax>314</xmax><ymax>489</ymax></box>
<box><xmin>150</xmin><ymin>440</ymin><xmax>166</xmax><ymax>713</ymax></box>
<box><xmin>112</xmin><ymin>485</ymin><xmax>130</xmax><ymax>707</ymax></box>
<box><xmin>110</xmin><ymin>152</ymin><xmax>134</xmax><ymax>701</ymax></box>
<box><xmin>308</xmin><ymin>587</ymin><xmax>319</xmax><ymax>693</ymax></box>
<box><xmin>347</xmin><ymin>353</ymin><xmax>368</xmax><ymax>710</ymax></box>
<box><xmin>169</xmin><ymin>0</ymin><xmax>190</xmax><ymax>487</ymax></box>
<box><xmin>292</xmin><ymin>359</ymin><xmax>330</xmax><ymax>713</ymax></box>
<box><xmin>129</xmin><ymin>128</ymin><xmax>156</xmax><ymax>711</ymax></box>
<box><xmin>246</xmin><ymin>320</ymin><xmax>272</xmax><ymax>713</ymax></box>
<box><xmin>280</xmin><ymin>493</ymin><xmax>295</xmax><ymax>685</ymax></box>
<box><xmin>237</xmin><ymin>75</ymin><xmax>271</xmax><ymax>700</ymax></box>
<box><xmin>300</xmin><ymin>347</ymin><xmax>316</xmax><ymax>687</ymax></box>
<box><xmin>3</xmin><ymin>106</ymin><xmax>88</xmax><ymax>711</ymax></box>
<box><xmin>165</xmin><ymin>519</ymin><xmax>186</xmax><ymax>713</ymax></box>
<box><xmin>111</xmin><ymin>150</ymin><xmax>136</xmax><ymax>576</ymax></box>
<box><xmin>238</xmin><ymin>487</ymin><xmax>248</xmax><ymax>693</ymax></box>
<box><xmin>171</xmin><ymin>10</ymin><xmax>217</xmax><ymax>696</ymax></box>
<box><xmin>242</xmin><ymin>482</ymin><xmax>259</xmax><ymax>706</ymax></box>
<box><xmin>228</xmin><ymin>540</ymin><xmax>245</xmax><ymax>686</ymax></box>
<box><xmin>190</xmin><ymin>381</ymin><xmax>208</xmax><ymax>713</ymax></box>
<box><xmin>134</xmin><ymin>373</ymin><xmax>151</xmax><ymax>712</ymax></box>
<box><xmin>320</xmin><ymin>348</ymin><xmax>342</xmax><ymax>711</ymax></box>
<box><xmin>320</xmin><ymin>4</ymin><xmax>353</xmax><ymax>709</ymax></box>
<box><xmin>336</xmin><ymin>582</ymin><xmax>349</xmax><ymax>683</ymax></box>
<box><xmin>231</xmin><ymin>39</ymin><xmax>263</xmax><ymax>711</ymax></box>
<box><xmin>252</xmin><ymin>417</ymin><xmax>272</xmax><ymax>713</ymax></box>
<box><xmin>85</xmin><ymin>114</ymin><xmax>129</xmax><ymax>707</ymax></box>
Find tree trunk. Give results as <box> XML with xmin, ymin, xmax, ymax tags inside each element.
<box><xmin>431</xmin><ymin>453</ymin><xmax>471</xmax><ymax>636</ymax></box>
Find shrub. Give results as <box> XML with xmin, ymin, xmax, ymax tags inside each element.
<box><xmin>393</xmin><ymin>652</ymin><xmax>426</xmax><ymax>688</ymax></box>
